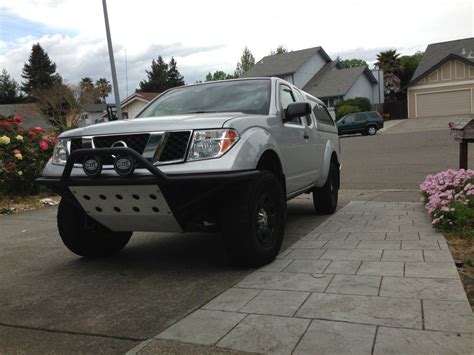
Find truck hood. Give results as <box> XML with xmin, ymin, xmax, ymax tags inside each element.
<box><xmin>60</xmin><ymin>112</ymin><xmax>246</xmax><ymax>138</ymax></box>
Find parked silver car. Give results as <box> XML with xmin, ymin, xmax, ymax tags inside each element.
<box><xmin>38</xmin><ymin>77</ymin><xmax>341</xmax><ymax>266</ymax></box>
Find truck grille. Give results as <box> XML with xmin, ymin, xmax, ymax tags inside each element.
<box><xmin>159</xmin><ymin>131</ymin><xmax>191</xmax><ymax>162</ymax></box>
<box><xmin>70</xmin><ymin>138</ymin><xmax>82</xmax><ymax>152</ymax></box>
<box><xmin>68</xmin><ymin>131</ymin><xmax>191</xmax><ymax>166</ymax></box>
<box><xmin>93</xmin><ymin>134</ymin><xmax>150</xmax><ymax>153</ymax></box>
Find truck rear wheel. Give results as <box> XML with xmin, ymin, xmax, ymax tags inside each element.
<box><xmin>57</xmin><ymin>199</ymin><xmax>132</xmax><ymax>257</ymax></box>
<box><xmin>313</xmin><ymin>162</ymin><xmax>339</xmax><ymax>214</ymax></box>
<box><xmin>222</xmin><ymin>171</ymin><xmax>286</xmax><ymax>267</ymax></box>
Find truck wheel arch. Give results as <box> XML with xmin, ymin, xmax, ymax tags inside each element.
<box><xmin>256</xmin><ymin>149</ymin><xmax>286</xmax><ymax>196</ymax></box>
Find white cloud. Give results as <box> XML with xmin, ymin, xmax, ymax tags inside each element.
<box><xmin>0</xmin><ymin>0</ymin><xmax>472</xmax><ymax>101</ymax></box>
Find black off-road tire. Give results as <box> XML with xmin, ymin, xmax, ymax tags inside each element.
<box><xmin>313</xmin><ymin>162</ymin><xmax>339</xmax><ymax>214</ymax></box>
<box><xmin>57</xmin><ymin>199</ymin><xmax>132</xmax><ymax>257</ymax></box>
<box><xmin>222</xmin><ymin>171</ymin><xmax>286</xmax><ymax>267</ymax></box>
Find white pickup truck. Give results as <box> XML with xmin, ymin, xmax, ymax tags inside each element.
<box><xmin>38</xmin><ymin>77</ymin><xmax>341</xmax><ymax>266</ymax></box>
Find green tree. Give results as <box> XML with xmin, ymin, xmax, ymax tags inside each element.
<box><xmin>205</xmin><ymin>70</ymin><xmax>237</xmax><ymax>81</ymax></box>
<box><xmin>340</xmin><ymin>58</ymin><xmax>368</xmax><ymax>68</ymax></box>
<box><xmin>235</xmin><ymin>46</ymin><xmax>255</xmax><ymax>77</ymax></box>
<box><xmin>139</xmin><ymin>56</ymin><xmax>169</xmax><ymax>92</ymax></box>
<box><xmin>399</xmin><ymin>52</ymin><xmax>423</xmax><ymax>88</ymax></box>
<box><xmin>95</xmin><ymin>78</ymin><xmax>112</xmax><ymax>103</ymax></box>
<box><xmin>166</xmin><ymin>57</ymin><xmax>185</xmax><ymax>88</ymax></box>
<box><xmin>21</xmin><ymin>43</ymin><xmax>60</xmax><ymax>99</ymax></box>
<box><xmin>270</xmin><ymin>45</ymin><xmax>288</xmax><ymax>55</ymax></box>
<box><xmin>139</xmin><ymin>56</ymin><xmax>184</xmax><ymax>92</ymax></box>
<box><xmin>0</xmin><ymin>69</ymin><xmax>20</xmax><ymax>104</ymax></box>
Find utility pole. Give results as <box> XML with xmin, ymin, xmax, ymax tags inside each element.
<box><xmin>125</xmin><ymin>49</ymin><xmax>129</xmax><ymax>97</ymax></box>
<box><xmin>102</xmin><ymin>0</ymin><xmax>122</xmax><ymax>120</ymax></box>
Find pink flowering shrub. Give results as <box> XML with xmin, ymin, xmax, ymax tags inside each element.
<box><xmin>420</xmin><ymin>169</ymin><xmax>474</xmax><ymax>237</ymax></box>
<box><xmin>0</xmin><ymin>115</ymin><xmax>57</xmax><ymax>196</ymax></box>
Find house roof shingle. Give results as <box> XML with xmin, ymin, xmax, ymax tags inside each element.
<box><xmin>303</xmin><ymin>65</ymin><xmax>376</xmax><ymax>98</ymax></box>
<box><xmin>410</xmin><ymin>37</ymin><xmax>474</xmax><ymax>83</ymax></box>
<box><xmin>0</xmin><ymin>103</ymin><xmax>51</xmax><ymax>128</ymax></box>
<box><xmin>241</xmin><ymin>47</ymin><xmax>329</xmax><ymax>77</ymax></box>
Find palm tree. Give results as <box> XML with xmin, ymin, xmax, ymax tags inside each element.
<box><xmin>375</xmin><ymin>50</ymin><xmax>402</xmax><ymax>73</ymax></box>
<box><xmin>376</xmin><ymin>50</ymin><xmax>402</xmax><ymax>102</ymax></box>
<box><xmin>95</xmin><ymin>78</ymin><xmax>112</xmax><ymax>103</ymax></box>
<box><xmin>79</xmin><ymin>77</ymin><xmax>96</xmax><ymax>104</ymax></box>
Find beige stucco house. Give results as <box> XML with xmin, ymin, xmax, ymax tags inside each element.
<box><xmin>121</xmin><ymin>92</ymin><xmax>160</xmax><ymax>119</ymax></box>
<box><xmin>407</xmin><ymin>37</ymin><xmax>474</xmax><ymax>118</ymax></box>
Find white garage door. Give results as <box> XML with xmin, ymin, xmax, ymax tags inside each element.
<box><xmin>416</xmin><ymin>89</ymin><xmax>471</xmax><ymax>117</ymax></box>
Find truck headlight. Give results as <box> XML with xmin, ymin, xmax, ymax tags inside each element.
<box><xmin>187</xmin><ymin>129</ymin><xmax>239</xmax><ymax>161</ymax></box>
<box><xmin>52</xmin><ymin>139</ymin><xmax>69</xmax><ymax>165</ymax></box>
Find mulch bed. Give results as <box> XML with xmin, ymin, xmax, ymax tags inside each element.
<box><xmin>445</xmin><ymin>234</ymin><xmax>474</xmax><ymax>310</ymax></box>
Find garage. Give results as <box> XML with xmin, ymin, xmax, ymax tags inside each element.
<box><xmin>416</xmin><ymin>89</ymin><xmax>471</xmax><ymax>117</ymax></box>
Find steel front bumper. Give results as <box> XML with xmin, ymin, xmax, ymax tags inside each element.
<box><xmin>37</xmin><ymin>147</ymin><xmax>259</xmax><ymax>232</ymax></box>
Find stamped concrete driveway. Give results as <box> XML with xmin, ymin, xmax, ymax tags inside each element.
<box><xmin>138</xmin><ymin>201</ymin><xmax>474</xmax><ymax>354</ymax></box>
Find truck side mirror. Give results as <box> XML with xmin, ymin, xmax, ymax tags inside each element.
<box><xmin>284</xmin><ymin>102</ymin><xmax>311</xmax><ymax>122</ymax></box>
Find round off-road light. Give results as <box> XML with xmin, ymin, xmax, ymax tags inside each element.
<box><xmin>114</xmin><ymin>154</ymin><xmax>135</xmax><ymax>176</ymax></box>
<box><xmin>83</xmin><ymin>156</ymin><xmax>102</xmax><ymax>177</ymax></box>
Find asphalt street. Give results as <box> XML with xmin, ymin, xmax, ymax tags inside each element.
<box><xmin>340</xmin><ymin>126</ymin><xmax>474</xmax><ymax>191</ymax></box>
<box><xmin>0</xmin><ymin>121</ymin><xmax>472</xmax><ymax>353</ymax></box>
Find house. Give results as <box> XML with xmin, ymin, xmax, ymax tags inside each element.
<box><xmin>407</xmin><ymin>37</ymin><xmax>474</xmax><ymax>118</ymax></box>
<box><xmin>0</xmin><ymin>102</ymin><xmax>51</xmax><ymax>128</ymax></box>
<box><xmin>241</xmin><ymin>46</ymin><xmax>384</xmax><ymax>110</ymax></box>
<box><xmin>120</xmin><ymin>92</ymin><xmax>161</xmax><ymax>119</ymax></box>
<box><xmin>78</xmin><ymin>103</ymin><xmax>107</xmax><ymax>126</ymax></box>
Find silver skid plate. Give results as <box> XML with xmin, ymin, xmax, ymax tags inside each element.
<box><xmin>69</xmin><ymin>185</ymin><xmax>182</xmax><ymax>233</ymax></box>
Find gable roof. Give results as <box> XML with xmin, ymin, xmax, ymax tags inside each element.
<box><xmin>410</xmin><ymin>37</ymin><xmax>474</xmax><ymax>83</ymax></box>
<box><xmin>82</xmin><ymin>103</ymin><xmax>106</xmax><ymax>113</ymax></box>
<box><xmin>121</xmin><ymin>91</ymin><xmax>160</xmax><ymax>107</ymax></box>
<box><xmin>241</xmin><ymin>46</ymin><xmax>330</xmax><ymax>78</ymax></box>
<box><xmin>0</xmin><ymin>103</ymin><xmax>51</xmax><ymax>128</ymax></box>
<box><xmin>303</xmin><ymin>65</ymin><xmax>377</xmax><ymax>98</ymax></box>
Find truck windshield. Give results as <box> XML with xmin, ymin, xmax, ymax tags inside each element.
<box><xmin>137</xmin><ymin>79</ymin><xmax>271</xmax><ymax>117</ymax></box>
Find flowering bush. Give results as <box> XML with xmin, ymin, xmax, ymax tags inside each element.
<box><xmin>420</xmin><ymin>169</ymin><xmax>474</xmax><ymax>237</ymax></box>
<box><xmin>0</xmin><ymin>115</ymin><xmax>57</xmax><ymax>196</ymax></box>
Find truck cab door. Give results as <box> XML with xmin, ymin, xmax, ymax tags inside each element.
<box><xmin>274</xmin><ymin>84</ymin><xmax>312</xmax><ymax>194</ymax></box>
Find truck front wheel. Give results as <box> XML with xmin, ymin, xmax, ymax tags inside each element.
<box><xmin>222</xmin><ymin>171</ymin><xmax>286</xmax><ymax>267</ymax></box>
<box><xmin>57</xmin><ymin>199</ymin><xmax>132</xmax><ymax>257</ymax></box>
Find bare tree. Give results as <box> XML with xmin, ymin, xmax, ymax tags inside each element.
<box><xmin>33</xmin><ymin>83</ymin><xmax>82</xmax><ymax>130</ymax></box>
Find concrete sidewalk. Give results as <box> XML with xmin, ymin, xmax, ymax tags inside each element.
<box><xmin>130</xmin><ymin>201</ymin><xmax>474</xmax><ymax>354</ymax></box>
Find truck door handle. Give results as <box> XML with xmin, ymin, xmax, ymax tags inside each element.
<box><xmin>303</xmin><ymin>133</ymin><xmax>310</xmax><ymax>139</ymax></box>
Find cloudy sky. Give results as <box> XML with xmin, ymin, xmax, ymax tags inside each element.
<box><xmin>0</xmin><ymin>0</ymin><xmax>473</xmax><ymax>102</ymax></box>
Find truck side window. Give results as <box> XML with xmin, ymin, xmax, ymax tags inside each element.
<box><xmin>311</xmin><ymin>102</ymin><xmax>335</xmax><ymax>126</ymax></box>
<box><xmin>293</xmin><ymin>89</ymin><xmax>313</xmax><ymax>127</ymax></box>
<box><xmin>354</xmin><ymin>113</ymin><xmax>366</xmax><ymax>121</ymax></box>
<box><xmin>279</xmin><ymin>85</ymin><xmax>300</xmax><ymax>125</ymax></box>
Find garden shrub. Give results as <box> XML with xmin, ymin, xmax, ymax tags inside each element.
<box><xmin>335</xmin><ymin>97</ymin><xmax>371</xmax><ymax>119</ymax></box>
<box><xmin>335</xmin><ymin>105</ymin><xmax>361</xmax><ymax>120</ymax></box>
<box><xmin>420</xmin><ymin>169</ymin><xmax>474</xmax><ymax>237</ymax></box>
<box><xmin>0</xmin><ymin>115</ymin><xmax>57</xmax><ymax>196</ymax></box>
